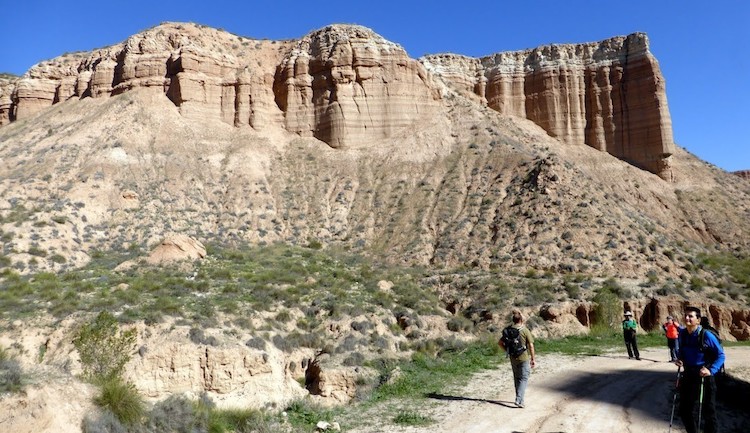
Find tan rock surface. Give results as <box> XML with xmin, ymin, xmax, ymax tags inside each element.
<box><xmin>274</xmin><ymin>25</ymin><xmax>441</xmax><ymax>148</ymax></box>
<box><xmin>145</xmin><ymin>233</ymin><xmax>206</xmax><ymax>264</ymax></box>
<box><xmin>3</xmin><ymin>24</ymin><xmax>672</xmax><ymax>178</ymax></box>
<box><xmin>423</xmin><ymin>33</ymin><xmax>675</xmax><ymax>180</ymax></box>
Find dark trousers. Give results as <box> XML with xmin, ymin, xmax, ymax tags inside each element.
<box><xmin>679</xmin><ymin>373</ymin><xmax>718</xmax><ymax>433</ymax></box>
<box><xmin>624</xmin><ymin>333</ymin><xmax>639</xmax><ymax>359</ymax></box>
<box><xmin>667</xmin><ymin>338</ymin><xmax>678</xmax><ymax>361</ymax></box>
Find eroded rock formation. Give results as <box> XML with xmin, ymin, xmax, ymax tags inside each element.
<box><xmin>1</xmin><ymin>23</ymin><xmax>674</xmax><ymax>178</ymax></box>
<box><xmin>273</xmin><ymin>25</ymin><xmax>441</xmax><ymax>148</ymax></box>
<box><xmin>422</xmin><ymin>33</ymin><xmax>675</xmax><ymax>180</ymax></box>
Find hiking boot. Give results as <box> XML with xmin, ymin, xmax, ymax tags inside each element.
<box><xmin>515</xmin><ymin>402</ymin><xmax>524</xmax><ymax>408</ymax></box>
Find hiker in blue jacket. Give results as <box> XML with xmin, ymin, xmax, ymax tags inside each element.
<box><xmin>675</xmin><ymin>306</ymin><xmax>725</xmax><ymax>433</ymax></box>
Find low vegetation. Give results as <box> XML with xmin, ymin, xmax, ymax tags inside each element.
<box><xmin>2</xmin><ymin>243</ymin><xmax>749</xmax><ymax>431</ymax></box>
<box><xmin>0</xmin><ymin>345</ymin><xmax>24</xmax><ymax>393</ymax></box>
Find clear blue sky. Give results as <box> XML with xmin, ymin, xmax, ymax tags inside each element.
<box><xmin>1</xmin><ymin>1</ymin><xmax>747</xmax><ymax>171</ymax></box>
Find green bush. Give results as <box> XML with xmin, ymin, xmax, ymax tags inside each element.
<box><xmin>592</xmin><ymin>287</ymin><xmax>621</xmax><ymax>330</ymax></box>
<box><xmin>284</xmin><ymin>399</ymin><xmax>339</xmax><ymax>431</ymax></box>
<box><xmin>393</xmin><ymin>409</ymin><xmax>433</xmax><ymax>426</ymax></box>
<box><xmin>73</xmin><ymin>312</ymin><xmax>137</xmax><ymax>381</ymax></box>
<box><xmin>93</xmin><ymin>376</ymin><xmax>145</xmax><ymax>425</ymax></box>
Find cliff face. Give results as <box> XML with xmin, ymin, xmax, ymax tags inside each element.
<box><xmin>1</xmin><ymin>24</ymin><xmax>671</xmax><ymax>178</ymax></box>
<box><xmin>273</xmin><ymin>25</ymin><xmax>441</xmax><ymax>148</ymax></box>
<box><xmin>422</xmin><ymin>33</ymin><xmax>675</xmax><ymax>180</ymax></box>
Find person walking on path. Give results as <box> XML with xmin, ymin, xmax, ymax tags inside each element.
<box><xmin>498</xmin><ymin>310</ymin><xmax>536</xmax><ymax>408</ymax></box>
<box><xmin>662</xmin><ymin>315</ymin><xmax>681</xmax><ymax>362</ymax></box>
<box><xmin>622</xmin><ymin>311</ymin><xmax>640</xmax><ymax>360</ymax></box>
<box><xmin>675</xmin><ymin>306</ymin><xmax>725</xmax><ymax>433</ymax></box>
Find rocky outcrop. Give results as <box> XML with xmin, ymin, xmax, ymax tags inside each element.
<box><xmin>629</xmin><ymin>297</ymin><xmax>749</xmax><ymax>342</ymax></box>
<box><xmin>146</xmin><ymin>234</ymin><xmax>206</xmax><ymax>265</ymax></box>
<box><xmin>1</xmin><ymin>23</ymin><xmax>438</xmax><ymax>149</ymax></box>
<box><xmin>422</xmin><ymin>33</ymin><xmax>675</xmax><ymax>180</ymax></box>
<box><xmin>2</xmin><ymin>23</ymin><xmax>292</xmax><ymax>129</ymax></box>
<box><xmin>733</xmin><ymin>170</ymin><xmax>750</xmax><ymax>180</ymax></box>
<box><xmin>273</xmin><ymin>25</ymin><xmax>440</xmax><ymax>148</ymax></box>
<box><xmin>1</xmin><ymin>23</ymin><xmax>676</xmax><ymax>178</ymax></box>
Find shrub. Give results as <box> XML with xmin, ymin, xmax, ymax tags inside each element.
<box><xmin>245</xmin><ymin>336</ymin><xmax>267</xmax><ymax>351</ymax></box>
<box><xmin>144</xmin><ymin>394</ymin><xmax>201</xmax><ymax>432</ymax></box>
<box><xmin>284</xmin><ymin>399</ymin><xmax>339</xmax><ymax>431</ymax></box>
<box><xmin>0</xmin><ymin>346</ymin><xmax>23</xmax><ymax>393</ymax></box>
<box><xmin>189</xmin><ymin>328</ymin><xmax>219</xmax><ymax>346</ymax></box>
<box><xmin>447</xmin><ymin>316</ymin><xmax>473</xmax><ymax>332</ymax></box>
<box><xmin>73</xmin><ymin>312</ymin><xmax>137</xmax><ymax>381</ymax></box>
<box><xmin>393</xmin><ymin>409</ymin><xmax>433</xmax><ymax>426</ymax></box>
<box><xmin>592</xmin><ymin>288</ymin><xmax>620</xmax><ymax>330</ymax></box>
<box><xmin>93</xmin><ymin>376</ymin><xmax>145</xmax><ymax>425</ymax></box>
<box><xmin>342</xmin><ymin>352</ymin><xmax>365</xmax><ymax>366</ymax></box>
<box><xmin>82</xmin><ymin>410</ymin><xmax>128</xmax><ymax>433</ymax></box>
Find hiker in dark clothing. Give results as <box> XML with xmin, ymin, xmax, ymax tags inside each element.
<box><xmin>676</xmin><ymin>306</ymin><xmax>725</xmax><ymax>433</ymax></box>
<box><xmin>622</xmin><ymin>311</ymin><xmax>640</xmax><ymax>360</ymax></box>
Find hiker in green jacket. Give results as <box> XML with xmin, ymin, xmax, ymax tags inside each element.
<box><xmin>622</xmin><ymin>311</ymin><xmax>640</xmax><ymax>360</ymax></box>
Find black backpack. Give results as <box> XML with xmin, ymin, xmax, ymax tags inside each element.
<box><xmin>501</xmin><ymin>326</ymin><xmax>526</xmax><ymax>357</ymax></box>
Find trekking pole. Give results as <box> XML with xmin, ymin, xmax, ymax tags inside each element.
<box><xmin>668</xmin><ymin>366</ymin><xmax>681</xmax><ymax>433</ymax></box>
<box><xmin>697</xmin><ymin>376</ymin><xmax>705</xmax><ymax>433</ymax></box>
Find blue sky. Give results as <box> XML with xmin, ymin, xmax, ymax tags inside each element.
<box><xmin>1</xmin><ymin>1</ymin><xmax>748</xmax><ymax>171</ymax></box>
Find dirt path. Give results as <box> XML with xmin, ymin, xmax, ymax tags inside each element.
<box><xmin>352</xmin><ymin>346</ymin><xmax>750</xmax><ymax>433</ymax></box>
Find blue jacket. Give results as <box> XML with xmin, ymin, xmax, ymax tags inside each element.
<box><xmin>677</xmin><ymin>326</ymin><xmax>725</xmax><ymax>375</ymax></box>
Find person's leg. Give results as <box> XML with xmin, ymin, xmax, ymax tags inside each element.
<box><xmin>668</xmin><ymin>339</ymin><xmax>677</xmax><ymax>361</ymax></box>
<box><xmin>679</xmin><ymin>374</ymin><xmax>699</xmax><ymax>433</ymax></box>
<box><xmin>632</xmin><ymin>336</ymin><xmax>640</xmax><ymax>359</ymax></box>
<box><xmin>625</xmin><ymin>337</ymin><xmax>634</xmax><ymax>358</ymax></box>
<box><xmin>511</xmin><ymin>361</ymin><xmax>521</xmax><ymax>396</ymax></box>
<box><xmin>514</xmin><ymin>360</ymin><xmax>531</xmax><ymax>406</ymax></box>
<box><xmin>702</xmin><ymin>376</ymin><xmax>718</xmax><ymax>433</ymax></box>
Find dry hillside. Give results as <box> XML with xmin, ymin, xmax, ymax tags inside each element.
<box><xmin>0</xmin><ymin>22</ymin><xmax>749</xmax><ymax>433</ymax></box>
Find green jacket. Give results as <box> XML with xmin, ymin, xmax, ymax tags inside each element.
<box><xmin>622</xmin><ymin>318</ymin><xmax>637</xmax><ymax>332</ymax></box>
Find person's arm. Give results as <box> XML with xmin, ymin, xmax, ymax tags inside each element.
<box><xmin>701</xmin><ymin>332</ymin><xmax>725</xmax><ymax>376</ymax></box>
<box><xmin>529</xmin><ymin>341</ymin><xmax>536</xmax><ymax>367</ymax></box>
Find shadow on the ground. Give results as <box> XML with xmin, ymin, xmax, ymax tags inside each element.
<box><xmin>583</xmin><ymin>353</ymin><xmax>663</xmax><ymax>363</ymax></box>
<box><xmin>714</xmin><ymin>372</ymin><xmax>750</xmax><ymax>433</ymax></box>
<box><xmin>425</xmin><ymin>392</ymin><xmax>517</xmax><ymax>408</ymax></box>
<box><xmin>540</xmin><ymin>363</ymin><xmax>750</xmax><ymax>432</ymax></box>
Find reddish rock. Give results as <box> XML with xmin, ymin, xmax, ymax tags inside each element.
<box><xmin>423</xmin><ymin>33</ymin><xmax>675</xmax><ymax>180</ymax></box>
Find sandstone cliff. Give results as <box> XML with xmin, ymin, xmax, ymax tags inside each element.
<box><xmin>1</xmin><ymin>23</ymin><xmax>670</xmax><ymax>179</ymax></box>
<box><xmin>422</xmin><ymin>33</ymin><xmax>674</xmax><ymax>180</ymax></box>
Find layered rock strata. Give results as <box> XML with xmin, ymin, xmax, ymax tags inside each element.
<box><xmin>273</xmin><ymin>25</ymin><xmax>440</xmax><ymax>147</ymax></box>
<box><xmin>422</xmin><ymin>33</ymin><xmax>675</xmax><ymax>180</ymax></box>
<box><xmin>1</xmin><ymin>24</ymin><xmax>674</xmax><ymax>177</ymax></box>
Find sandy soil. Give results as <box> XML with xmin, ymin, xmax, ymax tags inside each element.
<box><xmin>351</xmin><ymin>346</ymin><xmax>750</xmax><ymax>433</ymax></box>
<box><xmin>2</xmin><ymin>347</ymin><xmax>748</xmax><ymax>433</ymax></box>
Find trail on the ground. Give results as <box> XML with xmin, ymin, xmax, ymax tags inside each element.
<box><xmin>352</xmin><ymin>347</ymin><xmax>750</xmax><ymax>433</ymax></box>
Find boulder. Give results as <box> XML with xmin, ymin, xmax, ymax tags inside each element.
<box><xmin>146</xmin><ymin>234</ymin><xmax>206</xmax><ymax>264</ymax></box>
